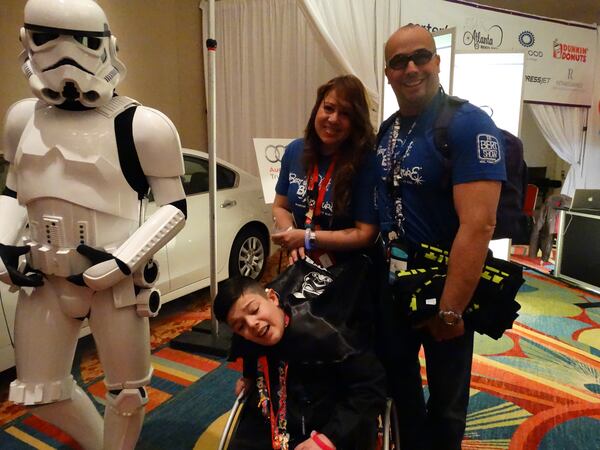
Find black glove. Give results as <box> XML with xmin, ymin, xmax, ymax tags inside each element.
<box><xmin>0</xmin><ymin>243</ymin><xmax>43</xmax><ymax>287</ymax></box>
<box><xmin>67</xmin><ymin>244</ymin><xmax>130</xmax><ymax>286</ymax></box>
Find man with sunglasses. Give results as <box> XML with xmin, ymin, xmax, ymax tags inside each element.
<box><xmin>375</xmin><ymin>25</ymin><xmax>505</xmax><ymax>450</ymax></box>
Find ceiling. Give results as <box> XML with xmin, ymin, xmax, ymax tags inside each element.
<box><xmin>472</xmin><ymin>0</ymin><xmax>600</xmax><ymax>26</ymax></box>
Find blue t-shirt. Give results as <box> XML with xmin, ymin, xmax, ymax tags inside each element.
<box><xmin>275</xmin><ymin>138</ymin><xmax>378</xmax><ymax>231</ymax></box>
<box><xmin>376</xmin><ymin>92</ymin><xmax>507</xmax><ymax>247</ymax></box>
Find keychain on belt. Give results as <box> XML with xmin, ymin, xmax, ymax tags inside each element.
<box><xmin>388</xmin><ymin>237</ymin><xmax>409</xmax><ymax>284</ymax></box>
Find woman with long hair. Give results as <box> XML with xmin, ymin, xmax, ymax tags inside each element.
<box><xmin>271</xmin><ymin>75</ymin><xmax>379</xmax><ymax>266</ymax></box>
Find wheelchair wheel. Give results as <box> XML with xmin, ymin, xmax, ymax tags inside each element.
<box><xmin>218</xmin><ymin>390</ymin><xmax>247</xmax><ymax>450</ymax></box>
<box><xmin>377</xmin><ymin>398</ymin><xmax>400</xmax><ymax>450</ymax></box>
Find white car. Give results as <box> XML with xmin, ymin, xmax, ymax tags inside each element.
<box><xmin>0</xmin><ymin>148</ymin><xmax>272</xmax><ymax>371</ymax></box>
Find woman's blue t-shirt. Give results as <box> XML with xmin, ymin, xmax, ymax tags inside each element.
<box><xmin>275</xmin><ymin>138</ymin><xmax>378</xmax><ymax>231</ymax></box>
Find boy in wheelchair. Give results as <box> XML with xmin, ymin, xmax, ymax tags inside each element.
<box><xmin>214</xmin><ymin>263</ymin><xmax>386</xmax><ymax>450</ymax></box>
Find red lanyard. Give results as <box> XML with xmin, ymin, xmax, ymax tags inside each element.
<box><xmin>305</xmin><ymin>156</ymin><xmax>337</xmax><ymax>228</ymax></box>
<box><xmin>259</xmin><ymin>356</ymin><xmax>290</xmax><ymax>450</ymax></box>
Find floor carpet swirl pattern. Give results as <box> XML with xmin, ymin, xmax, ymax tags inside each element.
<box><xmin>0</xmin><ymin>262</ymin><xmax>598</xmax><ymax>449</ymax></box>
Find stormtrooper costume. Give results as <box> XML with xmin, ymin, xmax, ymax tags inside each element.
<box><xmin>0</xmin><ymin>1</ymin><xmax>187</xmax><ymax>449</ymax></box>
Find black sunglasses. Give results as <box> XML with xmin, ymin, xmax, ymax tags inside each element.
<box><xmin>387</xmin><ymin>49</ymin><xmax>435</xmax><ymax>70</ymax></box>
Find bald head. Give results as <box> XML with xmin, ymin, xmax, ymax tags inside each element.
<box><xmin>384</xmin><ymin>24</ymin><xmax>441</xmax><ymax>116</ymax></box>
<box><xmin>385</xmin><ymin>24</ymin><xmax>436</xmax><ymax>64</ymax></box>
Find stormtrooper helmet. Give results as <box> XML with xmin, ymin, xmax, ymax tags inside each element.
<box><xmin>19</xmin><ymin>0</ymin><xmax>127</xmax><ymax>108</ymax></box>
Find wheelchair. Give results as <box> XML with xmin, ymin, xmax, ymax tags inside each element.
<box><xmin>218</xmin><ymin>391</ymin><xmax>400</xmax><ymax>450</ymax></box>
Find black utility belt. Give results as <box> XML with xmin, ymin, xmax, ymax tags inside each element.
<box><xmin>389</xmin><ymin>243</ymin><xmax>525</xmax><ymax>340</ymax></box>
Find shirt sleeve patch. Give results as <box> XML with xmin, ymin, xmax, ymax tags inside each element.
<box><xmin>477</xmin><ymin>134</ymin><xmax>501</xmax><ymax>164</ymax></box>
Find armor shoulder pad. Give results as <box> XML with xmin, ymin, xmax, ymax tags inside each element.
<box><xmin>132</xmin><ymin>106</ymin><xmax>185</xmax><ymax>177</ymax></box>
<box><xmin>96</xmin><ymin>96</ymin><xmax>140</xmax><ymax>119</ymax></box>
<box><xmin>2</xmin><ymin>98</ymin><xmax>41</xmax><ymax>162</ymax></box>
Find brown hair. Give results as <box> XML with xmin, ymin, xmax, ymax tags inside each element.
<box><xmin>303</xmin><ymin>75</ymin><xmax>375</xmax><ymax>215</ymax></box>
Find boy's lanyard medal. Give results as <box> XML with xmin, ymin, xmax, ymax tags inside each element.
<box><xmin>259</xmin><ymin>356</ymin><xmax>290</xmax><ymax>450</ymax></box>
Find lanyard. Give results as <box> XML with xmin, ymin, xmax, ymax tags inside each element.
<box><xmin>388</xmin><ymin>115</ymin><xmax>417</xmax><ymax>188</ymax></box>
<box><xmin>385</xmin><ymin>115</ymin><xmax>417</xmax><ymax>240</ymax></box>
<box><xmin>259</xmin><ymin>356</ymin><xmax>290</xmax><ymax>450</ymax></box>
<box><xmin>305</xmin><ymin>156</ymin><xmax>337</xmax><ymax>229</ymax></box>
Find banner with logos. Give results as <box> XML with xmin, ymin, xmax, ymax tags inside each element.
<box><xmin>253</xmin><ymin>138</ymin><xmax>293</xmax><ymax>204</ymax></box>
<box><xmin>582</xmin><ymin>26</ymin><xmax>600</xmax><ymax>189</ymax></box>
<box><xmin>400</xmin><ymin>0</ymin><xmax>597</xmax><ymax>106</ymax></box>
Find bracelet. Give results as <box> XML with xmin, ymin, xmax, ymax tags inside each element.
<box><xmin>304</xmin><ymin>228</ymin><xmax>312</xmax><ymax>251</ymax></box>
<box><xmin>311</xmin><ymin>432</ymin><xmax>334</xmax><ymax>450</ymax></box>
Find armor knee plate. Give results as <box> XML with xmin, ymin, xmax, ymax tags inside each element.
<box><xmin>104</xmin><ymin>368</ymin><xmax>152</xmax><ymax>392</ymax></box>
<box><xmin>106</xmin><ymin>388</ymin><xmax>148</xmax><ymax>417</ymax></box>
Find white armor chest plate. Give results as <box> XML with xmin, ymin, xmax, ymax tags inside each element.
<box><xmin>14</xmin><ymin>105</ymin><xmax>139</xmax><ymax>221</ymax></box>
<box><xmin>13</xmin><ymin>104</ymin><xmax>141</xmax><ymax>276</ymax></box>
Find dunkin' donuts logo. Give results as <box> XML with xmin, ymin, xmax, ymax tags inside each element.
<box><xmin>552</xmin><ymin>39</ymin><xmax>588</xmax><ymax>63</ymax></box>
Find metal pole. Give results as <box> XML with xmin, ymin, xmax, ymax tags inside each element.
<box><xmin>169</xmin><ymin>0</ymin><xmax>230</xmax><ymax>356</ymax></box>
<box><xmin>207</xmin><ymin>0</ymin><xmax>219</xmax><ymax>338</ymax></box>
<box><xmin>578</xmin><ymin>108</ymin><xmax>589</xmax><ymax>178</ymax></box>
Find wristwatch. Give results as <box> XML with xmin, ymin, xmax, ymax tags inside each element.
<box><xmin>438</xmin><ymin>309</ymin><xmax>463</xmax><ymax>326</ymax></box>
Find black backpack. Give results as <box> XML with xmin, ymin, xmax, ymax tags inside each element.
<box><xmin>376</xmin><ymin>95</ymin><xmax>528</xmax><ymax>241</ymax></box>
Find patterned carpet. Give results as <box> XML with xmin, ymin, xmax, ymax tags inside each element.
<box><xmin>0</xmin><ymin>251</ymin><xmax>598</xmax><ymax>449</ymax></box>
<box><xmin>466</xmin><ymin>270</ymin><xmax>600</xmax><ymax>449</ymax></box>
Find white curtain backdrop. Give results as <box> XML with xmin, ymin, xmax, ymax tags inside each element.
<box><xmin>529</xmin><ymin>104</ymin><xmax>588</xmax><ymax>197</ymax></box>
<box><xmin>199</xmin><ymin>0</ymin><xmax>337</xmax><ymax>175</ymax></box>
<box><xmin>582</xmin><ymin>25</ymin><xmax>600</xmax><ymax>190</ymax></box>
<box><xmin>297</xmin><ymin>0</ymin><xmax>401</xmax><ymax>123</ymax></box>
<box><xmin>198</xmin><ymin>0</ymin><xmax>600</xmax><ymax>195</ymax></box>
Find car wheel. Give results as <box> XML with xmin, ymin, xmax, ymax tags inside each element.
<box><xmin>229</xmin><ymin>227</ymin><xmax>267</xmax><ymax>280</ymax></box>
